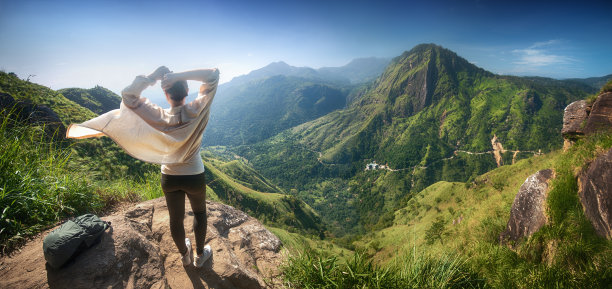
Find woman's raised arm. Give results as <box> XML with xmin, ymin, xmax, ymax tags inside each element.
<box><xmin>161</xmin><ymin>68</ymin><xmax>219</xmax><ymax>90</ymax></box>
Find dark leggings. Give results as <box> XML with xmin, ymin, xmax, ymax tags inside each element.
<box><xmin>161</xmin><ymin>172</ymin><xmax>207</xmax><ymax>255</ymax></box>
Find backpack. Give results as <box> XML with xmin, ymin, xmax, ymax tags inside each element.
<box><xmin>43</xmin><ymin>214</ymin><xmax>111</xmax><ymax>269</ymax></box>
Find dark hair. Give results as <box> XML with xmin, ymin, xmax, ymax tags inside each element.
<box><xmin>165</xmin><ymin>80</ymin><xmax>188</xmax><ymax>101</ymax></box>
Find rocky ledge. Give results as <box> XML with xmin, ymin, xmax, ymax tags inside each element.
<box><xmin>0</xmin><ymin>198</ymin><xmax>283</xmax><ymax>289</ymax></box>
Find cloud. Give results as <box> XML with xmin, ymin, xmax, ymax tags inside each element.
<box><xmin>512</xmin><ymin>40</ymin><xmax>575</xmax><ymax>67</ymax></box>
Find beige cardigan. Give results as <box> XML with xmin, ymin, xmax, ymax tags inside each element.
<box><xmin>66</xmin><ymin>70</ymin><xmax>219</xmax><ymax>175</ymax></box>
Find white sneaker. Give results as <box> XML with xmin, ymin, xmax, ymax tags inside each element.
<box><xmin>194</xmin><ymin>244</ymin><xmax>212</xmax><ymax>268</ymax></box>
<box><xmin>181</xmin><ymin>238</ymin><xmax>193</xmax><ymax>267</ymax></box>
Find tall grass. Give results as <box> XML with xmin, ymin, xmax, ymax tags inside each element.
<box><xmin>281</xmin><ymin>249</ymin><xmax>485</xmax><ymax>288</ymax></box>
<box><xmin>0</xmin><ymin>108</ymin><xmax>102</xmax><ymax>253</ymax></box>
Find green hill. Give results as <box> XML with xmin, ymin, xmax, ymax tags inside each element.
<box><xmin>0</xmin><ymin>71</ymin><xmax>96</xmax><ymax>125</ymax></box>
<box><xmin>201</xmin><ymin>150</ymin><xmax>323</xmax><ymax>235</ymax></box>
<box><xmin>233</xmin><ymin>44</ymin><xmax>599</xmax><ymax>235</ymax></box>
<box><xmin>355</xmin><ymin>131</ymin><xmax>612</xmax><ymax>288</ymax></box>
<box><xmin>58</xmin><ymin>86</ymin><xmax>121</xmax><ymax>115</ymax></box>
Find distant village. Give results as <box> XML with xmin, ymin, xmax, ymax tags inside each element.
<box><xmin>364</xmin><ymin>161</ymin><xmax>388</xmax><ymax>171</ymax></box>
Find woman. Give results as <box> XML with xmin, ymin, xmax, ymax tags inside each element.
<box><xmin>66</xmin><ymin>66</ymin><xmax>220</xmax><ymax>268</ymax></box>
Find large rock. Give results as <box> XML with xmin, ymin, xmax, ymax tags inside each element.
<box><xmin>584</xmin><ymin>92</ymin><xmax>612</xmax><ymax>135</ymax></box>
<box><xmin>500</xmin><ymin>169</ymin><xmax>555</xmax><ymax>243</ymax></box>
<box><xmin>561</xmin><ymin>99</ymin><xmax>588</xmax><ymax>139</ymax></box>
<box><xmin>578</xmin><ymin>148</ymin><xmax>612</xmax><ymax>239</ymax></box>
<box><xmin>0</xmin><ymin>198</ymin><xmax>283</xmax><ymax>289</ymax></box>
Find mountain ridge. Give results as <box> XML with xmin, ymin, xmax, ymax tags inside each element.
<box><xmin>231</xmin><ymin>43</ymin><xmax>603</xmax><ymax>234</ymax></box>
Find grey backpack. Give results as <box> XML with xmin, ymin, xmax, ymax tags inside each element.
<box><xmin>43</xmin><ymin>214</ymin><xmax>111</xmax><ymax>269</ymax></box>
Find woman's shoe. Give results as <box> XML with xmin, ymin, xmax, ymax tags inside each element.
<box><xmin>181</xmin><ymin>238</ymin><xmax>193</xmax><ymax>267</ymax></box>
<box><xmin>194</xmin><ymin>244</ymin><xmax>212</xmax><ymax>268</ymax></box>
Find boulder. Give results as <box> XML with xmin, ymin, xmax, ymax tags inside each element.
<box><xmin>0</xmin><ymin>198</ymin><xmax>283</xmax><ymax>289</ymax></box>
<box><xmin>561</xmin><ymin>99</ymin><xmax>588</xmax><ymax>139</ymax></box>
<box><xmin>578</xmin><ymin>148</ymin><xmax>612</xmax><ymax>239</ymax></box>
<box><xmin>584</xmin><ymin>92</ymin><xmax>612</xmax><ymax>135</ymax></box>
<box><xmin>500</xmin><ymin>169</ymin><xmax>555</xmax><ymax>244</ymax></box>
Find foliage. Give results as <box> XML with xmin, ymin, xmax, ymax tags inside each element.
<box><xmin>425</xmin><ymin>216</ymin><xmax>447</xmax><ymax>245</ymax></box>
<box><xmin>281</xmin><ymin>249</ymin><xmax>485</xmax><ymax>289</ymax></box>
<box><xmin>600</xmin><ymin>78</ymin><xmax>612</xmax><ymax>94</ymax></box>
<box><xmin>202</xmin><ymin>152</ymin><xmax>324</xmax><ymax>235</ymax></box>
<box><xmin>0</xmin><ymin>109</ymin><xmax>103</xmax><ymax>252</ymax></box>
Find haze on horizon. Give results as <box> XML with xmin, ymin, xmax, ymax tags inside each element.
<box><xmin>1</xmin><ymin>0</ymin><xmax>611</xmax><ymax>100</ymax></box>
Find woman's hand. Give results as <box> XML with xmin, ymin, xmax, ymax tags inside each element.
<box><xmin>147</xmin><ymin>66</ymin><xmax>171</xmax><ymax>81</ymax></box>
<box><xmin>161</xmin><ymin>73</ymin><xmax>177</xmax><ymax>90</ymax></box>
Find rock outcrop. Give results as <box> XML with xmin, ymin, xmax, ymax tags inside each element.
<box><xmin>0</xmin><ymin>92</ymin><xmax>66</xmax><ymax>138</ymax></box>
<box><xmin>584</xmin><ymin>92</ymin><xmax>612</xmax><ymax>135</ymax></box>
<box><xmin>561</xmin><ymin>100</ymin><xmax>588</xmax><ymax>139</ymax></box>
<box><xmin>578</xmin><ymin>148</ymin><xmax>612</xmax><ymax>239</ymax></box>
<box><xmin>562</xmin><ymin>91</ymin><xmax>612</xmax><ymax>149</ymax></box>
<box><xmin>0</xmin><ymin>198</ymin><xmax>283</xmax><ymax>289</ymax></box>
<box><xmin>500</xmin><ymin>169</ymin><xmax>555</xmax><ymax>244</ymax></box>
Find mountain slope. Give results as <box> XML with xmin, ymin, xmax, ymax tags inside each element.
<box><xmin>202</xmin><ymin>151</ymin><xmax>323</xmax><ymax>235</ymax></box>
<box><xmin>234</xmin><ymin>44</ymin><xmax>599</xmax><ymax>233</ymax></box>
<box><xmin>356</xmin><ymin>131</ymin><xmax>612</xmax><ymax>288</ymax></box>
<box><xmin>318</xmin><ymin>57</ymin><xmax>391</xmax><ymax>84</ymax></box>
<box><xmin>58</xmin><ymin>86</ymin><xmax>121</xmax><ymax>115</ymax></box>
<box><xmin>0</xmin><ymin>72</ymin><xmax>96</xmax><ymax>125</ymax></box>
<box><xmin>204</xmin><ymin>75</ymin><xmax>350</xmax><ymax>146</ymax></box>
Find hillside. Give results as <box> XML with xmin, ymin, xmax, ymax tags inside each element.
<box><xmin>201</xmin><ymin>150</ymin><xmax>324</xmax><ymax>235</ymax></box>
<box><xmin>0</xmin><ymin>71</ymin><xmax>96</xmax><ymax>125</ymax></box>
<box><xmin>232</xmin><ymin>44</ymin><xmax>600</xmax><ymax>234</ymax></box>
<box><xmin>203</xmin><ymin>57</ymin><xmax>390</xmax><ymax>146</ymax></box>
<box><xmin>203</xmin><ymin>75</ymin><xmax>351</xmax><ymax>146</ymax></box>
<box><xmin>355</xmin><ymin>130</ymin><xmax>612</xmax><ymax>288</ymax></box>
<box><xmin>58</xmin><ymin>86</ymin><xmax>121</xmax><ymax>114</ymax></box>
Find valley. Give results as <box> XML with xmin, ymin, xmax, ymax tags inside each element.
<box><xmin>1</xmin><ymin>43</ymin><xmax>610</xmax><ymax>288</ymax></box>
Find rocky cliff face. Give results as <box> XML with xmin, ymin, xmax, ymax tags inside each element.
<box><xmin>578</xmin><ymin>148</ymin><xmax>612</xmax><ymax>239</ymax></box>
<box><xmin>562</xmin><ymin>91</ymin><xmax>612</xmax><ymax>149</ymax></box>
<box><xmin>0</xmin><ymin>198</ymin><xmax>283</xmax><ymax>289</ymax></box>
<box><xmin>584</xmin><ymin>92</ymin><xmax>612</xmax><ymax>135</ymax></box>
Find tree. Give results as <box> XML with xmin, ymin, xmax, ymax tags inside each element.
<box><xmin>425</xmin><ymin>216</ymin><xmax>447</xmax><ymax>245</ymax></box>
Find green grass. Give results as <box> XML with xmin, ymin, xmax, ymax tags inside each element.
<box><xmin>281</xmin><ymin>248</ymin><xmax>485</xmax><ymax>288</ymax></box>
<box><xmin>0</xmin><ymin>109</ymin><xmax>102</xmax><ymax>252</ymax></box>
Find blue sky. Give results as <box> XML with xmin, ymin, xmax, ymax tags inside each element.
<box><xmin>1</xmin><ymin>0</ymin><xmax>611</xmax><ymax>99</ymax></box>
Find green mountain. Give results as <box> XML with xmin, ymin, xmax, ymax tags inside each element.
<box><xmin>204</xmin><ymin>75</ymin><xmax>352</xmax><ymax>146</ymax></box>
<box><xmin>58</xmin><ymin>86</ymin><xmax>121</xmax><ymax>115</ymax></box>
<box><xmin>231</xmin><ymin>44</ymin><xmax>599</xmax><ymax>234</ymax></box>
<box><xmin>202</xmin><ymin>58</ymin><xmax>390</xmax><ymax>146</ymax></box>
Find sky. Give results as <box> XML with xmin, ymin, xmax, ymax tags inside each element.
<box><xmin>1</xmin><ymin>0</ymin><xmax>611</xmax><ymax>100</ymax></box>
